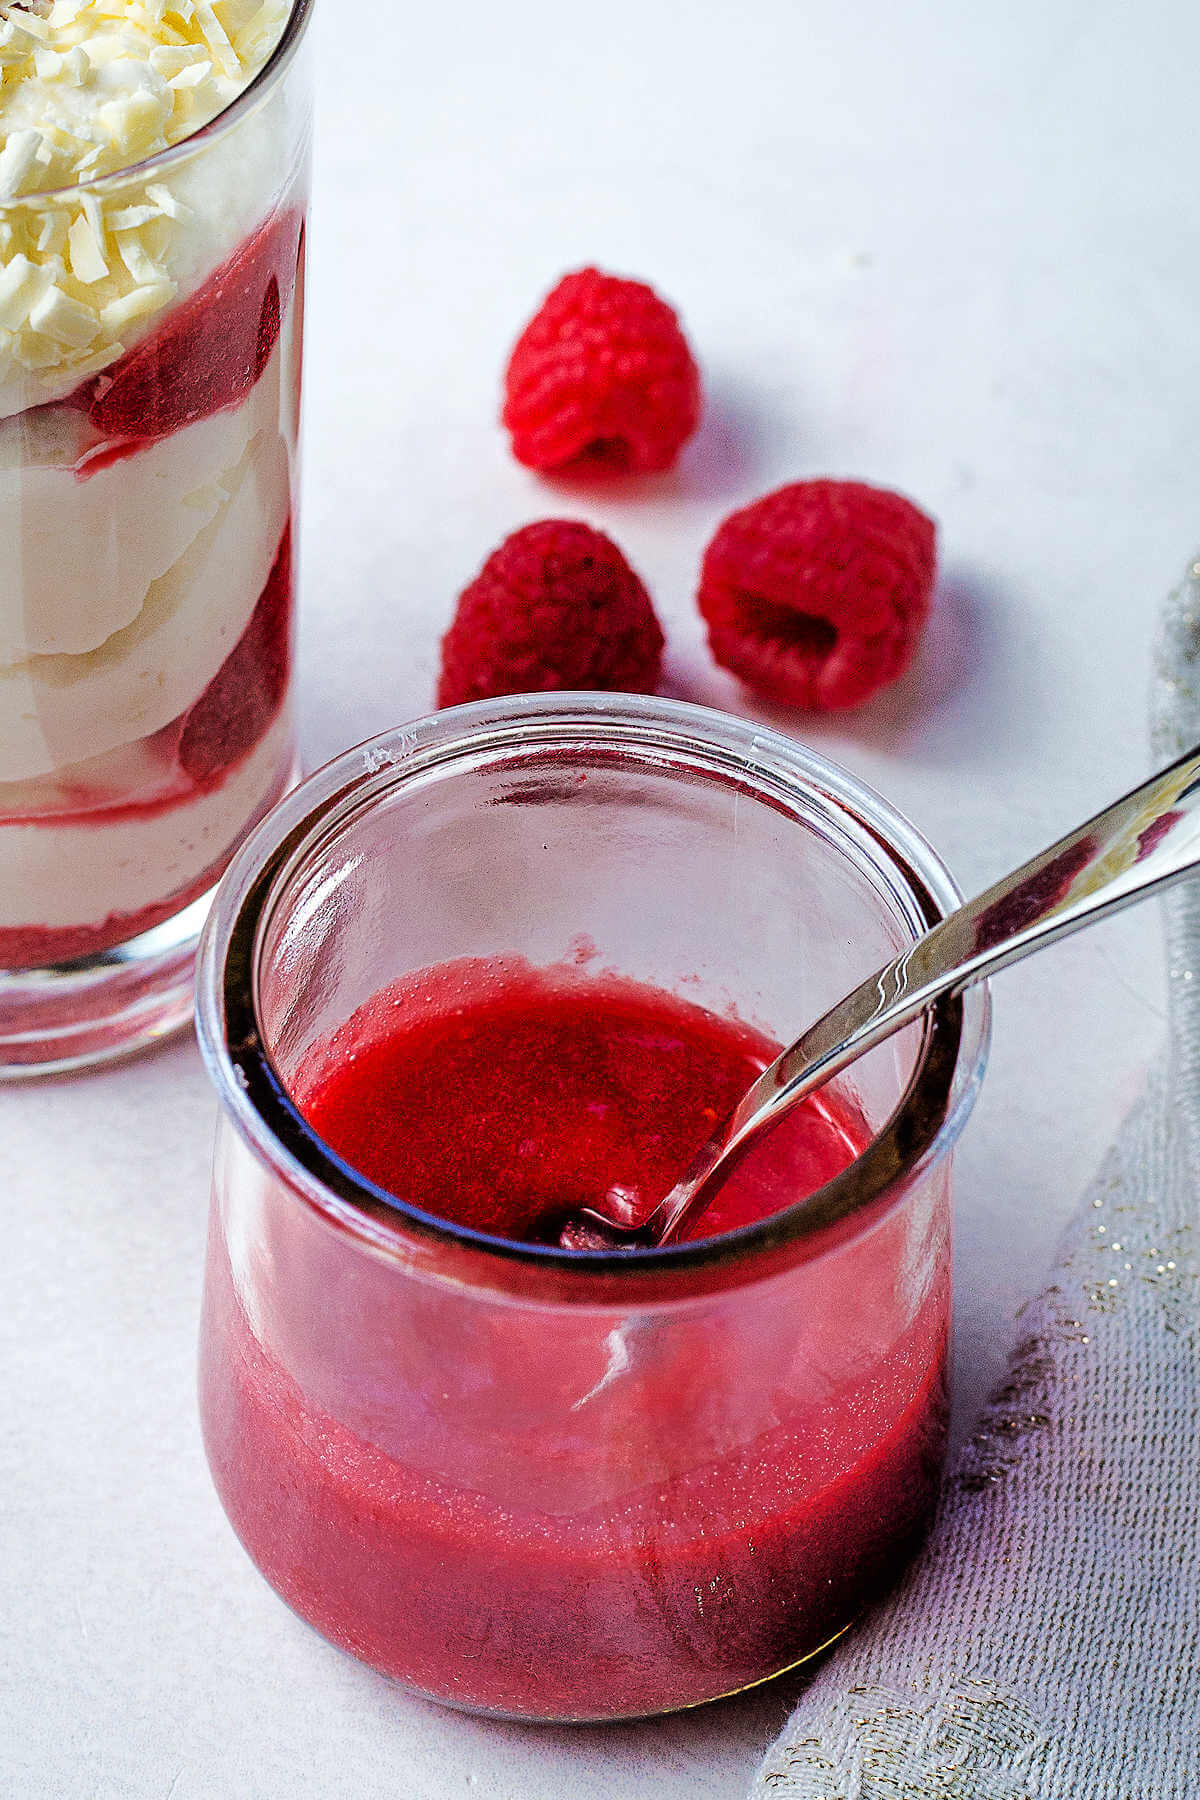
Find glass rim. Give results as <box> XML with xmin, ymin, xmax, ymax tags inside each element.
<box><xmin>0</xmin><ymin>0</ymin><xmax>314</xmax><ymax>208</ymax></box>
<box><xmin>195</xmin><ymin>694</ymin><xmax>991</xmax><ymax>1288</ymax></box>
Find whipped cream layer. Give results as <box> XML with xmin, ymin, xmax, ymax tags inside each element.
<box><xmin>0</xmin><ymin>703</ymin><xmax>291</xmax><ymax>927</ymax></box>
<box><xmin>0</xmin><ymin>334</ymin><xmax>288</xmax><ymax>662</ymax></box>
<box><xmin>0</xmin><ymin>720</ymin><xmax>186</xmax><ymax>814</ymax></box>
<box><xmin>0</xmin><ymin>330</ymin><xmax>291</xmax><ymax>779</ymax></box>
<box><xmin>0</xmin><ymin>0</ymin><xmax>298</xmax><ymax>416</ymax></box>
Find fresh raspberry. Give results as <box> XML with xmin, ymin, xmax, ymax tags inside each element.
<box><xmin>437</xmin><ymin>521</ymin><xmax>664</xmax><ymax>707</ymax></box>
<box><xmin>76</xmin><ymin>208</ymin><xmax>303</xmax><ymax>441</ymax></box>
<box><xmin>502</xmin><ymin>268</ymin><xmax>701</xmax><ymax>474</ymax></box>
<box><xmin>178</xmin><ymin>523</ymin><xmax>293</xmax><ymax>784</ymax></box>
<box><xmin>697</xmin><ymin>479</ymin><xmax>937</xmax><ymax>710</ymax></box>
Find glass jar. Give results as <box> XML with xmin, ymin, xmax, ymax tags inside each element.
<box><xmin>195</xmin><ymin>694</ymin><xmax>989</xmax><ymax>1722</ymax></box>
<box><xmin>0</xmin><ymin>0</ymin><xmax>314</xmax><ymax>1074</ymax></box>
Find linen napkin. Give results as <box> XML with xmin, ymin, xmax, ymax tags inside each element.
<box><xmin>751</xmin><ymin>567</ymin><xmax>1200</xmax><ymax>1799</ymax></box>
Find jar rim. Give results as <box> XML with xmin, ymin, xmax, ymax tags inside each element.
<box><xmin>195</xmin><ymin>694</ymin><xmax>991</xmax><ymax>1293</ymax></box>
<box><xmin>0</xmin><ymin>0</ymin><xmax>314</xmax><ymax>207</ymax></box>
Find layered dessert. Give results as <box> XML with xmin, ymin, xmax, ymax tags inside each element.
<box><xmin>200</xmin><ymin>958</ymin><xmax>949</xmax><ymax>1719</ymax></box>
<box><xmin>0</xmin><ymin>0</ymin><xmax>304</xmax><ymax>968</ymax></box>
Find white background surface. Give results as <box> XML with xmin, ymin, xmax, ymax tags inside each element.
<box><xmin>2</xmin><ymin>2</ymin><xmax>1194</xmax><ymax>1793</ymax></box>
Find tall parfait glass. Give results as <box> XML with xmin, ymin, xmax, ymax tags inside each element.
<box><xmin>0</xmin><ymin>0</ymin><xmax>314</xmax><ymax>1073</ymax></box>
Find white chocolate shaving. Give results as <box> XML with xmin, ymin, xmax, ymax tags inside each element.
<box><xmin>28</xmin><ymin>278</ymin><xmax>97</xmax><ymax>344</ymax></box>
<box><xmin>66</xmin><ymin>204</ymin><xmax>103</xmax><ymax>276</ymax></box>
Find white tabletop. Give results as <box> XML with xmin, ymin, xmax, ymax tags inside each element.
<box><xmin>3</xmin><ymin>2</ymin><xmax>1192</xmax><ymax>1793</ymax></box>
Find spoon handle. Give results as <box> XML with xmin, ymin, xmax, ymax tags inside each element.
<box><xmin>645</xmin><ymin>741</ymin><xmax>1200</xmax><ymax>1246</ymax></box>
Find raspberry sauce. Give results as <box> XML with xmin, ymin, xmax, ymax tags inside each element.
<box><xmin>299</xmin><ymin>958</ymin><xmax>861</xmax><ymax>1245</ymax></box>
<box><xmin>200</xmin><ymin>960</ymin><xmax>949</xmax><ymax>1718</ymax></box>
<box><xmin>75</xmin><ymin>209</ymin><xmax>303</xmax><ymax>441</ymax></box>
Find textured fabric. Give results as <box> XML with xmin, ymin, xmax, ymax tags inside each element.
<box><xmin>752</xmin><ymin>565</ymin><xmax>1200</xmax><ymax>1799</ymax></box>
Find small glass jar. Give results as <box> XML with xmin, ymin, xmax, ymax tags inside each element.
<box><xmin>0</xmin><ymin>0</ymin><xmax>314</xmax><ymax>1074</ymax></box>
<box><xmin>195</xmin><ymin>695</ymin><xmax>989</xmax><ymax>1722</ymax></box>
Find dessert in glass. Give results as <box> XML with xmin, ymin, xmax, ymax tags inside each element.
<box><xmin>0</xmin><ymin>0</ymin><xmax>313</xmax><ymax>1073</ymax></box>
<box><xmin>195</xmin><ymin>695</ymin><xmax>990</xmax><ymax>1722</ymax></box>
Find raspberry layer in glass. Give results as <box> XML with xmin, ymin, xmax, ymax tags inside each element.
<box><xmin>201</xmin><ymin>959</ymin><xmax>949</xmax><ymax>1720</ymax></box>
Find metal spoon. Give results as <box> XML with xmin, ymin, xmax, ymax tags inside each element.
<box><xmin>561</xmin><ymin>741</ymin><xmax>1200</xmax><ymax>1251</ymax></box>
